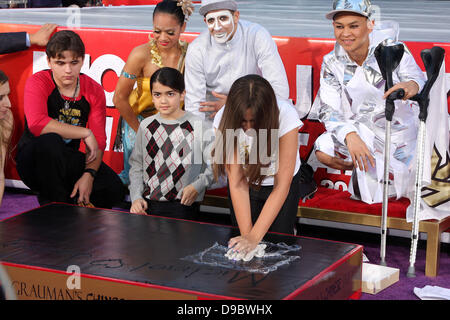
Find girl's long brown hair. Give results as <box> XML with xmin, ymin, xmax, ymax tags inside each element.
<box><xmin>212</xmin><ymin>74</ymin><xmax>279</xmax><ymax>187</ymax></box>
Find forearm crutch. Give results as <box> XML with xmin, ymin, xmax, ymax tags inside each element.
<box><xmin>374</xmin><ymin>42</ymin><xmax>405</xmax><ymax>266</ymax></box>
<box><xmin>407</xmin><ymin>46</ymin><xmax>445</xmax><ymax>278</ymax></box>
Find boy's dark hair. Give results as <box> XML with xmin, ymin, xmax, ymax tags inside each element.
<box><xmin>46</xmin><ymin>30</ymin><xmax>85</xmax><ymax>59</ymax></box>
<box><xmin>0</xmin><ymin>70</ymin><xmax>8</xmax><ymax>85</ymax></box>
<box><xmin>153</xmin><ymin>0</ymin><xmax>185</xmax><ymax>26</ymax></box>
<box><xmin>150</xmin><ymin>67</ymin><xmax>185</xmax><ymax>93</ymax></box>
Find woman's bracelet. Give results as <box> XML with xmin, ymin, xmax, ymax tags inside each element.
<box><xmin>121</xmin><ymin>70</ymin><xmax>137</xmax><ymax>80</ymax></box>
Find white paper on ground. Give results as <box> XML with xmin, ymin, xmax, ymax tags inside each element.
<box><xmin>414</xmin><ymin>285</ymin><xmax>450</xmax><ymax>300</ymax></box>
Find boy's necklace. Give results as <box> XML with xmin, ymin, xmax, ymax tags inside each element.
<box><xmin>57</xmin><ymin>77</ymin><xmax>79</xmax><ymax>110</ymax></box>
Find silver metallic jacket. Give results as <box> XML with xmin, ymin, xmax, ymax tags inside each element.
<box><xmin>309</xmin><ymin>21</ymin><xmax>425</xmax><ymax>160</ymax></box>
<box><xmin>308</xmin><ymin>22</ymin><xmax>426</xmax><ymax>203</ymax></box>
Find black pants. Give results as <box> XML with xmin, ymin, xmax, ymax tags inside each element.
<box><xmin>16</xmin><ymin>133</ymin><xmax>125</xmax><ymax>209</ymax></box>
<box><xmin>228</xmin><ymin>168</ymin><xmax>302</xmax><ymax>235</ymax></box>
<box><xmin>146</xmin><ymin>200</ymin><xmax>200</xmax><ymax>220</ymax></box>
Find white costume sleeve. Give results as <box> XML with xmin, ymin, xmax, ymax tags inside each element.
<box><xmin>254</xmin><ymin>27</ymin><xmax>290</xmax><ymax>100</ymax></box>
<box><xmin>313</xmin><ymin>60</ymin><xmax>358</xmax><ymax>145</ymax></box>
<box><xmin>396</xmin><ymin>46</ymin><xmax>426</xmax><ymax>92</ymax></box>
<box><xmin>184</xmin><ymin>43</ymin><xmax>208</xmax><ymax>120</ymax></box>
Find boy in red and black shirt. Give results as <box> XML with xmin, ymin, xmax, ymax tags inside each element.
<box><xmin>16</xmin><ymin>30</ymin><xmax>124</xmax><ymax>208</ymax></box>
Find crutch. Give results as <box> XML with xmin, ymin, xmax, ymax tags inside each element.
<box><xmin>374</xmin><ymin>42</ymin><xmax>405</xmax><ymax>266</ymax></box>
<box><xmin>406</xmin><ymin>46</ymin><xmax>445</xmax><ymax>278</ymax></box>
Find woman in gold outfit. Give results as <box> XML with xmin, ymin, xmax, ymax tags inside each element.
<box><xmin>113</xmin><ymin>0</ymin><xmax>193</xmax><ymax>184</ymax></box>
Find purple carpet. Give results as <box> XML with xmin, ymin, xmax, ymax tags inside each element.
<box><xmin>1</xmin><ymin>188</ymin><xmax>449</xmax><ymax>300</ymax></box>
<box><xmin>0</xmin><ymin>190</ymin><xmax>39</xmax><ymax>221</ymax></box>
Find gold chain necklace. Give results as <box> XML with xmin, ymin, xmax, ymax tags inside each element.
<box><xmin>150</xmin><ymin>39</ymin><xmax>164</xmax><ymax>68</ymax></box>
<box><xmin>149</xmin><ymin>38</ymin><xmax>187</xmax><ymax>69</ymax></box>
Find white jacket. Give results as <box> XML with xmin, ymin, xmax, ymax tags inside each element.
<box><xmin>184</xmin><ymin>19</ymin><xmax>290</xmax><ymax>125</ymax></box>
<box><xmin>309</xmin><ymin>21</ymin><xmax>426</xmax><ymax>147</ymax></box>
<box><xmin>309</xmin><ymin>21</ymin><xmax>427</xmax><ymax>204</ymax></box>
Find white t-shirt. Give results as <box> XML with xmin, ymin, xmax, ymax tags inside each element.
<box><xmin>213</xmin><ymin>98</ymin><xmax>302</xmax><ymax>186</ymax></box>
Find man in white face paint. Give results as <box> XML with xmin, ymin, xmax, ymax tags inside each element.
<box><xmin>184</xmin><ymin>0</ymin><xmax>290</xmax><ymax>126</ymax></box>
<box><xmin>205</xmin><ymin>9</ymin><xmax>236</xmax><ymax>44</ymax></box>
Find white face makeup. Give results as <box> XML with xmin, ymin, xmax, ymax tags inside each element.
<box><xmin>205</xmin><ymin>10</ymin><xmax>235</xmax><ymax>44</ymax></box>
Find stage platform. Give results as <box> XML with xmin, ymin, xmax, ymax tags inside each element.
<box><xmin>0</xmin><ymin>0</ymin><xmax>448</xmax><ymax>42</ymax></box>
<box><xmin>0</xmin><ymin>204</ymin><xmax>362</xmax><ymax>300</ymax></box>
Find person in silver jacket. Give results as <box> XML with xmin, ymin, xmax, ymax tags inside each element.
<box><xmin>309</xmin><ymin>0</ymin><xmax>426</xmax><ymax>204</ymax></box>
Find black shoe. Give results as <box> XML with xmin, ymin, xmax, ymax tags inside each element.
<box><xmin>298</xmin><ymin>163</ymin><xmax>318</xmax><ymax>201</ymax></box>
